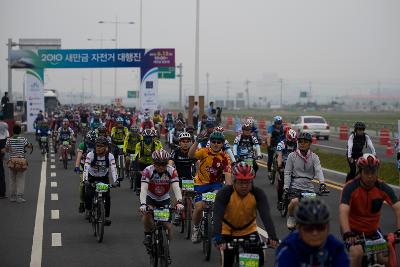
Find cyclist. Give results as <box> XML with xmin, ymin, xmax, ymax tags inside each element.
<box><xmin>283</xmin><ymin>132</ymin><xmax>328</xmax><ymax>230</ymax></box>
<box><xmin>185</xmin><ymin>125</ymin><xmax>196</xmax><ymax>142</ymax></box>
<box><xmin>140</xmin><ymin>114</ymin><xmax>154</xmax><ymax>131</ymax></box>
<box><xmin>139</xmin><ymin>149</ymin><xmax>184</xmax><ymax>256</ymax></box>
<box><xmin>340</xmin><ymin>153</ymin><xmax>400</xmax><ymax>267</ymax></box>
<box><xmin>168</xmin><ymin>119</ymin><xmax>185</xmax><ymax>150</ymax></box>
<box><xmin>83</xmin><ymin>136</ymin><xmax>119</xmax><ymax>226</ymax></box>
<box><xmin>188</xmin><ymin>131</ymin><xmax>232</xmax><ymax>243</ymax></box>
<box><xmin>80</xmin><ymin>109</ymin><xmax>89</xmax><ymax>131</ymax></box>
<box><xmin>206</xmin><ymin>126</ymin><xmax>236</xmax><ymax>164</ymax></box>
<box><xmin>123</xmin><ymin>125</ymin><xmax>142</xmax><ymax>177</ymax></box>
<box><xmin>164</xmin><ymin>112</ymin><xmax>175</xmax><ymax>132</ymax></box>
<box><xmin>197</xmin><ymin>114</ymin><xmax>209</xmax><ymax>134</ymax></box>
<box><xmin>37</xmin><ymin>119</ymin><xmax>51</xmax><ymax>153</ymax></box>
<box><xmin>232</xmin><ymin>123</ymin><xmax>262</xmax><ymax>173</ymax></box>
<box><xmin>245</xmin><ymin>117</ymin><xmax>261</xmax><ymax>141</ymax></box>
<box><xmin>152</xmin><ymin>110</ymin><xmax>163</xmax><ymax>135</ymax></box>
<box><xmin>346</xmin><ymin>122</ymin><xmax>376</xmax><ymax>182</ymax></box>
<box><xmin>110</xmin><ymin>116</ymin><xmax>128</xmax><ymax>158</ymax></box>
<box><xmin>134</xmin><ymin>129</ymin><xmax>163</xmax><ymax>193</ymax></box>
<box><xmin>197</xmin><ymin>117</ymin><xmax>216</xmax><ymax>148</ymax></box>
<box><xmin>57</xmin><ymin>118</ymin><xmax>75</xmax><ymax>161</ymax></box>
<box><xmin>90</xmin><ymin>111</ymin><xmax>103</xmax><ymax>130</ymax></box>
<box><xmin>213</xmin><ymin>162</ymin><xmax>279</xmax><ymax>267</ymax></box>
<box><xmin>74</xmin><ymin>130</ymin><xmax>97</xmax><ymax>213</ymax></box>
<box><xmin>276</xmin><ymin>128</ymin><xmax>298</xmax><ymax>211</ymax></box>
<box><xmin>266</xmin><ymin>116</ymin><xmax>285</xmax><ymax>181</ymax></box>
<box><xmin>276</xmin><ymin>199</ymin><xmax>349</xmax><ymax>266</ymax></box>
<box><xmin>34</xmin><ymin>110</ymin><xmax>45</xmax><ymax>141</ymax></box>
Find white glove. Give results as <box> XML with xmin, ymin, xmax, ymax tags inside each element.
<box><xmin>139</xmin><ymin>204</ymin><xmax>147</xmax><ymax>213</ymax></box>
<box><xmin>176</xmin><ymin>203</ymin><xmax>184</xmax><ymax>211</ymax></box>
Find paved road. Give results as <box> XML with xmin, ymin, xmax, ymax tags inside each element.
<box><xmin>0</xmin><ymin>135</ymin><xmax>399</xmax><ymax>267</ymax></box>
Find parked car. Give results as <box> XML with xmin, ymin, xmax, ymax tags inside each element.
<box><xmin>291</xmin><ymin>116</ymin><xmax>330</xmax><ymax>140</ymax></box>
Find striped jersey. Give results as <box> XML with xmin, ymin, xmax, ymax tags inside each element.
<box><xmin>6</xmin><ymin>136</ymin><xmax>28</xmax><ymax>158</ymax></box>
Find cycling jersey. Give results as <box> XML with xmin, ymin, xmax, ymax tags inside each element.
<box><xmin>111</xmin><ymin>126</ymin><xmax>128</xmax><ymax>145</ymax></box>
<box><xmin>170</xmin><ymin>148</ymin><xmax>196</xmax><ymax>179</ymax></box>
<box><xmin>140</xmin><ymin>165</ymin><xmax>180</xmax><ymax>201</ymax></box>
<box><xmin>90</xmin><ymin>118</ymin><xmax>102</xmax><ymax>130</ymax></box>
<box><xmin>77</xmin><ymin>142</ymin><xmax>95</xmax><ymax>169</ymax></box>
<box><xmin>276</xmin><ymin>231</ymin><xmax>349</xmax><ymax>267</ymax></box>
<box><xmin>193</xmin><ymin>147</ymin><xmax>231</xmax><ymax>185</ymax></box>
<box><xmin>276</xmin><ymin>140</ymin><xmax>297</xmax><ymax>161</ymax></box>
<box><xmin>83</xmin><ymin>152</ymin><xmax>118</xmax><ymax>183</ymax></box>
<box><xmin>268</xmin><ymin>124</ymin><xmax>285</xmax><ymax>148</ymax></box>
<box><xmin>140</xmin><ymin>121</ymin><xmax>154</xmax><ymax>130</ymax></box>
<box><xmin>233</xmin><ymin>134</ymin><xmax>261</xmax><ymax>158</ymax></box>
<box><xmin>213</xmin><ymin>185</ymin><xmax>278</xmax><ymax>239</ymax></box>
<box><xmin>347</xmin><ymin>132</ymin><xmax>375</xmax><ymax>159</ymax></box>
<box><xmin>284</xmin><ymin>149</ymin><xmax>324</xmax><ymax>191</ymax></box>
<box><xmin>135</xmin><ymin>140</ymin><xmax>163</xmax><ymax>165</ymax></box>
<box><xmin>123</xmin><ymin>133</ymin><xmax>142</xmax><ymax>154</ymax></box>
<box><xmin>153</xmin><ymin>115</ymin><xmax>163</xmax><ymax>125</ymax></box>
<box><xmin>340</xmin><ymin>178</ymin><xmax>398</xmax><ymax>235</ymax></box>
<box><xmin>57</xmin><ymin>127</ymin><xmax>74</xmax><ymax>142</ymax></box>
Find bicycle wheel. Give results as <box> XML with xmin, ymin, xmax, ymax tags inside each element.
<box><xmin>185</xmin><ymin>198</ymin><xmax>192</xmax><ymax>239</ymax></box>
<box><xmin>280</xmin><ymin>197</ymin><xmax>289</xmax><ymax>217</ymax></box>
<box><xmin>96</xmin><ymin>198</ymin><xmax>105</xmax><ymax>243</ymax></box>
<box><xmin>63</xmin><ymin>150</ymin><xmax>68</xmax><ymax>169</ymax></box>
<box><xmin>203</xmin><ymin>213</ymin><xmax>212</xmax><ymax>261</ymax></box>
<box><xmin>159</xmin><ymin>232</ymin><xmax>170</xmax><ymax>267</ymax></box>
<box><xmin>91</xmin><ymin>205</ymin><xmax>97</xmax><ymax>237</ymax></box>
<box><xmin>129</xmin><ymin>170</ymin><xmax>134</xmax><ymax>190</ymax></box>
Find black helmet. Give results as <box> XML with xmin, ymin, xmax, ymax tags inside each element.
<box><xmin>86</xmin><ymin>130</ymin><xmax>98</xmax><ymax>143</ymax></box>
<box><xmin>295</xmin><ymin>199</ymin><xmax>330</xmax><ymax>225</ymax></box>
<box><xmin>95</xmin><ymin>136</ymin><xmax>109</xmax><ymax>146</ymax></box>
<box><xmin>97</xmin><ymin>125</ymin><xmax>107</xmax><ymax>133</ymax></box>
<box><xmin>354</xmin><ymin>121</ymin><xmax>366</xmax><ymax>131</ymax></box>
<box><xmin>298</xmin><ymin>132</ymin><xmax>312</xmax><ymax>142</ymax></box>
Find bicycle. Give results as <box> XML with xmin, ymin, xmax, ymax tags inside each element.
<box><xmin>175</xmin><ymin>178</ymin><xmax>196</xmax><ymax>239</ymax></box>
<box><xmin>39</xmin><ymin>136</ymin><xmax>49</xmax><ymax>159</ymax></box>
<box><xmin>269</xmin><ymin>153</ymin><xmax>278</xmax><ymax>185</ymax></box>
<box><xmin>220</xmin><ymin>234</ymin><xmax>274</xmax><ymax>267</ymax></box>
<box><xmin>88</xmin><ymin>182</ymin><xmax>112</xmax><ymax>243</ymax></box>
<box><xmin>128</xmin><ymin>153</ymin><xmax>140</xmax><ymax>192</ymax></box>
<box><xmin>114</xmin><ymin>144</ymin><xmax>125</xmax><ymax>182</ymax></box>
<box><xmin>146</xmin><ymin>206</ymin><xmax>174</xmax><ymax>267</ymax></box>
<box><xmin>199</xmin><ymin>191</ymin><xmax>217</xmax><ymax>261</ymax></box>
<box><xmin>349</xmin><ymin>231</ymin><xmax>400</xmax><ymax>267</ymax></box>
<box><xmin>61</xmin><ymin>140</ymin><xmax>70</xmax><ymax>169</ymax></box>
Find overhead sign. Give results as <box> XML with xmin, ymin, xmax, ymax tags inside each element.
<box><xmin>158</xmin><ymin>67</ymin><xmax>175</xmax><ymax>79</ymax></box>
<box><xmin>300</xmin><ymin>91</ymin><xmax>308</xmax><ymax>98</ymax></box>
<box><xmin>127</xmin><ymin>91</ymin><xmax>138</xmax><ymax>98</ymax></box>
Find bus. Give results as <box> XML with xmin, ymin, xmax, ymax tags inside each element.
<box><xmin>44</xmin><ymin>89</ymin><xmax>60</xmax><ymax>114</ymax></box>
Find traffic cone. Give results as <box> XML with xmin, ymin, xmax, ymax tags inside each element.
<box><xmin>312</xmin><ymin>135</ymin><xmax>317</xmax><ymax>144</ymax></box>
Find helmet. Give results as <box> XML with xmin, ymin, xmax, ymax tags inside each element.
<box><xmin>298</xmin><ymin>132</ymin><xmax>312</xmax><ymax>142</ymax></box>
<box><xmin>209</xmin><ymin>131</ymin><xmax>225</xmax><ymax>141</ymax></box>
<box><xmin>86</xmin><ymin>130</ymin><xmax>98</xmax><ymax>143</ymax></box>
<box><xmin>151</xmin><ymin>129</ymin><xmax>157</xmax><ymax>137</ymax></box>
<box><xmin>130</xmin><ymin>125</ymin><xmax>139</xmax><ymax>133</ymax></box>
<box><xmin>152</xmin><ymin>149</ymin><xmax>170</xmax><ymax>164</ymax></box>
<box><xmin>95</xmin><ymin>136</ymin><xmax>109</xmax><ymax>146</ymax></box>
<box><xmin>175</xmin><ymin>119</ymin><xmax>184</xmax><ymax>126</ymax></box>
<box><xmin>286</xmin><ymin>129</ymin><xmax>297</xmax><ymax>142</ymax></box>
<box><xmin>246</xmin><ymin>117</ymin><xmax>254</xmax><ymax>125</ymax></box>
<box><xmin>206</xmin><ymin>117</ymin><xmax>216</xmax><ymax>128</ymax></box>
<box><xmin>179</xmin><ymin>132</ymin><xmax>192</xmax><ymax>140</ymax></box>
<box><xmin>116</xmin><ymin>117</ymin><xmax>124</xmax><ymax>123</ymax></box>
<box><xmin>273</xmin><ymin>116</ymin><xmax>282</xmax><ymax>124</ymax></box>
<box><xmin>186</xmin><ymin>125</ymin><xmax>195</xmax><ymax>133</ymax></box>
<box><xmin>295</xmin><ymin>198</ymin><xmax>330</xmax><ymax>225</ymax></box>
<box><xmin>63</xmin><ymin>118</ymin><xmax>69</xmax><ymax>123</ymax></box>
<box><xmin>97</xmin><ymin>125</ymin><xmax>107</xmax><ymax>133</ymax></box>
<box><xmin>142</xmin><ymin>129</ymin><xmax>153</xmax><ymax>137</ymax></box>
<box><xmin>144</xmin><ymin>115</ymin><xmax>150</xmax><ymax>121</ymax></box>
<box><xmin>233</xmin><ymin>162</ymin><xmax>255</xmax><ymax>180</ymax></box>
<box><xmin>215</xmin><ymin>126</ymin><xmax>224</xmax><ymax>132</ymax></box>
<box><xmin>357</xmin><ymin>153</ymin><xmax>380</xmax><ymax>169</ymax></box>
<box><xmin>354</xmin><ymin>121</ymin><xmax>366</xmax><ymax>131</ymax></box>
<box><xmin>242</xmin><ymin>123</ymin><xmax>252</xmax><ymax>131</ymax></box>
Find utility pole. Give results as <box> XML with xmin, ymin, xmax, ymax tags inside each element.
<box><xmin>308</xmin><ymin>81</ymin><xmax>312</xmax><ymax>103</ymax></box>
<box><xmin>206</xmin><ymin>72</ymin><xmax>210</xmax><ymax>105</ymax></box>
<box><xmin>280</xmin><ymin>78</ymin><xmax>283</xmax><ymax>107</ymax></box>
<box><xmin>176</xmin><ymin>63</ymin><xmax>183</xmax><ymax>110</ymax></box>
<box><xmin>245</xmin><ymin>79</ymin><xmax>250</xmax><ymax>109</ymax></box>
<box><xmin>377</xmin><ymin>80</ymin><xmax>381</xmax><ymax>101</ymax></box>
<box><xmin>226</xmin><ymin>80</ymin><xmax>230</xmax><ymax>109</ymax></box>
<box><xmin>7</xmin><ymin>38</ymin><xmax>13</xmax><ymax>101</ymax></box>
<box><xmin>81</xmin><ymin>77</ymin><xmax>86</xmax><ymax>104</ymax></box>
<box><xmin>194</xmin><ymin>0</ymin><xmax>200</xmax><ymax>101</ymax></box>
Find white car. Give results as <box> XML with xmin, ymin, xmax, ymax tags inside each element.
<box><xmin>291</xmin><ymin>116</ymin><xmax>330</xmax><ymax>140</ymax></box>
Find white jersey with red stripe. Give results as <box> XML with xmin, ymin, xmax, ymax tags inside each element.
<box><xmin>141</xmin><ymin>165</ymin><xmax>179</xmax><ymax>201</ymax></box>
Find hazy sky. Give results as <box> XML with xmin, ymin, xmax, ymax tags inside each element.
<box><xmin>1</xmin><ymin>0</ymin><xmax>399</xmax><ymax>104</ymax></box>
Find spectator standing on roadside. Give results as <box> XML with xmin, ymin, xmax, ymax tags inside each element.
<box><xmin>1</xmin><ymin>92</ymin><xmax>9</xmax><ymax>114</ymax></box>
<box><xmin>207</xmin><ymin>101</ymin><xmax>214</xmax><ymax>116</ymax></box>
<box><xmin>5</xmin><ymin>124</ymin><xmax>32</xmax><ymax>203</ymax></box>
<box><xmin>0</xmin><ymin>115</ymin><xmax>9</xmax><ymax>199</ymax></box>
<box><xmin>192</xmin><ymin>101</ymin><xmax>199</xmax><ymax>128</ymax></box>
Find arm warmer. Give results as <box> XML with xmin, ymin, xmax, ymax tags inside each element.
<box><xmin>139</xmin><ymin>180</ymin><xmax>149</xmax><ymax>205</ymax></box>
<box><xmin>171</xmin><ymin>181</ymin><xmax>183</xmax><ymax>202</ymax></box>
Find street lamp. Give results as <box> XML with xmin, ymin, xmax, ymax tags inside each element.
<box><xmin>87</xmin><ymin>36</ymin><xmax>116</xmax><ymax>98</ymax></box>
<box><xmin>98</xmin><ymin>17</ymin><xmax>135</xmax><ymax>100</ymax></box>
<box><xmin>194</xmin><ymin>0</ymin><xmax>200</xmax><ymax>102</ymax></box>
<box><xmin>81</xmin><ymin>77</ymin><xmax>87</xmax><ymax>104</ymax></box>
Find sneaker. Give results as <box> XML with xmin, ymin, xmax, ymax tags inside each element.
<box><xmin>9</xmin><ymin>195</ymin><xmax>17</xmax><ymax>202</ymax></box>
<box><xmin>287</xmin><ymin>216</ymin><xmax>296</xmax><ymax>229</ymax></box>
<box><xmin>16</xmin><ymin>197</ymin><xmax>26</xmax><ymax>203</ymax></box>
<box><xmin>191</xmin><ymin>225</ymin><xmax>201</xmax><ymax>243</ymax></box>
<box><xmin>78</xmin><ymin>203</ymin><xmax>85</xmax><ymax>213</ymax></box>
<box><xmin>104</xmin><ymin>218</ymin><xmax>112</xmax><ymax>226</ymax></box>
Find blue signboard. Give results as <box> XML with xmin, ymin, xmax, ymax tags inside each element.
<box><xmin>37</xmin><ymin>49</ymin><xmax>145</xmax><ymax>68</ymax></box>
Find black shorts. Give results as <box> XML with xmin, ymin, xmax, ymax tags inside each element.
<box><xmin>146</xmin><ymin>196</ymin><xmax>170</xmax><ymax>208</ymax></box>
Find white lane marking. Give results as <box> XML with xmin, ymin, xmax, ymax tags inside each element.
<box><xmin>50</xmin><ymin>182</ymin><xmax>57</xmax><ymax>188</ymax></box>
<box><xmin>51</xmin><ymin>210</ymin><xmax>60</xmax><ymax>220</ymax></box>
<box><xmin>51</xmin><ymin>172</ymin><xmax>56</xmax><ymax>177</ymax></box>
<box><xmin>51</xmin><ymin>193</ymin><xmax>58</xmax><ymax>201</ymax></box>
<box><xmin>322</xmin><ymin>167</ymin><xmax>346</xmax><ymax>176</ymax></box>
<box><xmin>50</xmin><ymin>154</ymin><xmax>55</xmax><ymax>158</ymax></box>
<box><xmin>51</xmin><ymin>233</ymin><xmax>62</xmax><ymax>247</ymax></box>
<box><xmin>313</xmin><ymin>144</ymin><xmax>347</xmax><ymax>151</ymax></box>
<box><xmin>50</xmin><ymin>159</ymin><xmax>55</xmax><ymax>163</ymax></box>
<box><xmin>50</xmin><ymin>165</ymin><xmax>55</xmax><ymax>169</ymax></box>
<box><xmin>30</xmin><ymin>156</ymin><xmax>47</xmax><ymax>266</ymax></box>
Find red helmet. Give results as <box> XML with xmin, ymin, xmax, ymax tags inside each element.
<box><xmin>152</xmin><ymin>149</ymin><xmax>170</xmax><ymax>164</ymax></box>
<box><xmin>286</xmin><ymin>129</ymin><xmax>297</xmax><ymax>142</ymax></box>
<box><xmin>233</xmin><ymin>162</ymin><xmax>255</xmax><ymax>180</ymax></box>
<box><xmin>357</xmin><ymin>153</ymin><xmax>380</xmax><ymax>169</ymax></box>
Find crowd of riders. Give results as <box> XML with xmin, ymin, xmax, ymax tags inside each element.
<box><xmin>29</xmin><ymin>105</ymin><xmax>400</xmax><ymax>267</ymax></box>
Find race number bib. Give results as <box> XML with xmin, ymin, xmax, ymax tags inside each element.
<box><xmin>202</xmin><ymin>192</ymin><xmax>216</xmax><ymax>202</ymax></box>
<box><xmin>153</xmin><ymin>208</ymin><xmax>170</xmax><ymax>222</ymax></box>
<box><xmin>182</xmin><ymin>179</ymin><xmax>194</xmax><ymax>191</ymax></box>
<box><xmin>239</xmin><ymin>253</ymin><xmax>259</xmax><ymax>267</ymax></box>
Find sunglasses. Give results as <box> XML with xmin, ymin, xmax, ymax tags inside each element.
<box><xmin>301</xmin><ymin>224</ymin><xmax>327</xmax><ymax>232</ymax></box>
<box><xmin>298</xmin><ymin>139</ymin><xmax>310</xmax><ymax>144</ymax></box>
<box><xmin>211</xmin><ymin>140</ymin><xmax>223</xmax><ymax>145</ymax></box>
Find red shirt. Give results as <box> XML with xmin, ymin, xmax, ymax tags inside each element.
<box><xmin>340</xmin><ymin>178</ymin><xmax>398</xmax><ymax>235</ymax></box>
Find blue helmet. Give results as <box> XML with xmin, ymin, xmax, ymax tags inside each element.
<box><xmin>116</xmin><ymin>116</ymin><xmax>124</xmax><ymax>123</ymax></box>
<box><xmin>273</xmin><ymin>116</ymin><xmax>282</xmax><ymax>124</ymax></box>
